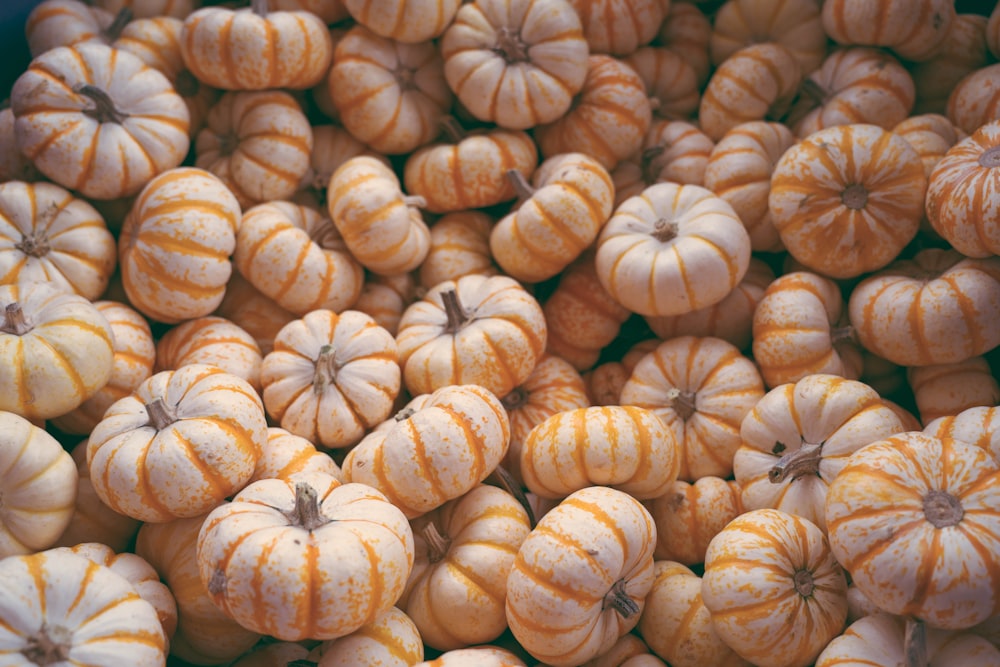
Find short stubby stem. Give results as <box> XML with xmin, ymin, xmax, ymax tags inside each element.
<box><xmin>440</xmin><ymin>289</ymin><xmax>469</xmax><ymax>334</ymax></box>
<box><xmin>76</xmin><ymin>84</ymin><xmax>129</xmax><ymax>124</ymax></box>
<box><xmin>493</xmin><ymin>26</ymin><xmax>529</xmax><ymax>63</ymax></box>
<box><xmin>313</xmin><ymin>344</ymin><xmax>338</xmax><ymax>394</ymax></box>
<box><xmin>841</xmin><ymin>183</ymin><xmax>868</xmax><ymax>210</ymax></box>
<box><xmin>979</xmin><ymin>146</ymin><xmax>1000</xmax><ymax>169</ymax></box>
<box><xmin>422</xmin><ymin>522</ymin><xmax>452</xmax><ymax>563</ymax></box>
<box><xmin>290</xmin><ymin>482</ymin><xmax>329</xmax><ymax>531</ymax></box>
<box><xmin>923</xmin><ymin>489</ymin><xmax>964</xmax><ymax>528</ymax></box>
<box><xmin>145</xmin><ymin>397</ymin><xmax>177</xmax><ymax>430</ymax></box>
<box><xmin>1</xmin><ymin>302</ymin><xmax>32</xmax><ymax>335</ymax></box>
<box><xmin>22</xmin><ymin>625</ymin><xmax>71</xmax><ymax>665</ymax></box>
<box><xmin>667</xmin><ymin>387</ymin><xmax>697</xmax><ymax>420</ymax></box>
<box><xmin>651</xmin><ymin>218</ymin><xmax>679</xmax><ymax>243</ymax></box>
<box><xmin>793</xmin><ymin>568</ymin><xmax>815</xmax><ymax>597</ymax></box>
<box><xmin>769</xmin><ymin>443</ymin><xmax>822</xmax><ymax>484</ymax></box>
<box><xmin>604</xmin><ymin>578</ymin><xmax>641</xmax><ymax>618</ymax></box>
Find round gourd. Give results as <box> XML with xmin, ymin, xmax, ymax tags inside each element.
<box><xmin>156</xmin><ymin>316</ymin><xmax>263</xmax><ymax>391</ymax></box>
<box><xmin>310</xmin><ymin>606</ymin><xmax>425</xmax><ymax>666</ymax></box>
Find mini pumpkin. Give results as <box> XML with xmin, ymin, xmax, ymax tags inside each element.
<box><xmin>309</xmin><ymin>606</ymin><xmax>425</xmax><ymax>666</ymax></box>
<box><xmin>156</xmin><ymin>316</ymin><xmax>263</xmax><ymax>392</ymax></box>
<box><xmin>821</xmin><ymin>0</ymin><xmax>955</xmax><ymax>62</ymax></box>
<box><xmin>710</xmin><ymin>0</ymin><xmax>826</xmax><ymax>73</ymax></box>
<box><xmin>419</xmin><ymin>211</ymin><xmax>497</xmax><ymax>290</ymax></box>
<box><xmin>908</xmin><ymin>356</ymin><xmax>1000</xmax><ymax>426</ymax></box>
<box><xmin>646</xmin><ymin>476</ymin><xmax>744</xmax><ymax>566</ymax></box>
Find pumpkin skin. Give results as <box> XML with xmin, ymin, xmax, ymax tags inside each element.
<box><xmin>506</xmin><ymin>486</ymin><xmax>657</xmax><ymax>667</ymax></box>
<box><xmin>260</xmin><ymin>309</ymin><xmax>401</xmax><ymax>450</ymax></box>
<box><xmin>87</xmin><ymin>364</ymin><xmax>267</xmax><ymax>523</ymax></box>
<box><xmin>352</xmin><ymin>272</ymin><xmax>418</xmax><ymax>337</ymax></box>
<box><xmin>924</xmin><ymin>405</ymin><xmax>1000</xmax><ymax>464</ymax></box>
<box><xmin>491</xmin><ymin>153</ymin><xmax>615</xmax><ymax>283</ymax></box>
<box><xmin>156</xmin><ymin>315</ymin><xmax>263</xmax><ymax>392</ymax></box>
<box><xmin>595</xmin><ymin>182</ymin><xmax>751</xmax><ymax>317</ymax></box>
<box><xmin>0</xmin><ymin>281</ymin><xmax>114</xmax><ymax>421</ymax></box>
<box><xmin>946</xmin><ymin>63</ymin><xmax>1000</xmax><ymax>136</ymax></box>
<box><xmin>568</xmin><ymin>0</ymin><xmax>664</xmax><ymax>56</ymax></box>
<box><xmin>821</xmin><ymin>0</ymin><xmax>955</xmax><ymax>62</ymax></box>
<box><xmin>343</xmin><ymin>0</ymin><xmax>460</xmax><ymax>43</ymax></box>
<box><xmin>96</xmin><ymin>0</ymin><xmax>200</xmax><ymax>19</ymax></box>
<box><xmin>826</xmin><ymin>432</ymin><xmax>1000</xmax><ymax>630</ymax></box>
<box><xmin>0</xmin><ymin>180</ymin><xmax>116</xmax><ymax>300</ymax></box>
<box><xmin>215</xmin><ymin>271</ymin><xmax>296</xmax><ymax>356</ymax></box>
<box><xmin>657</xmin><ymin>2</ymin><xmax>711</xmax><ymax>88</ymax></box>
<box><xmin>235</xmin><ymin>200</ymin><xmax>364</xmax><ymax>316</ymax></box>
<box><xmin>847</xmin><ymin>248</ymin><xmax>1000</xmax><ymax>367</ymax></box>
<box><xmin>395</xmin><ymin>274</ymin><xmax>547</xmax><ymax>399</ymax></box>
<box><xmin>925</xmin><ymin>120</ymin><xmax>1000</xmax><ymax>258</ymax></box>
<box><xmin>710</xmin><ymin>0</ymin><xmax>826</xmax><ymax>74</ymax></box>
<box><xmin>401</xmin><ymin>484</ymin><xmax>532</xmax><ymax>650</ymax></box>
<box><xmin>342</xmin><ymin>384</ymin><xmax>510</xmax><ymax>518</ymax></box>
<box><xmin>414</xmin><ymin>646</ymin><xmax>528</xmax><ymax>667</ymax></box>
<box><xmin>119</xmin><ymin>167</ymin><xmax>241</xmax><ymax>324</ymax></box>
<box><xmin>894</xmin><ymin>113</ymin><xmax>965</xmax><ymax>181</ymax></box>
<box><xmin>0</xmin><ymin>411</ymin><xmax>77</xmax><ymax>558</ymax></box>
<box><xmin>197</xmin><ymin>471</ymin><xmax>415</xmax><ymax>641</ymax></box>
<box><xmin>646</xmin><ymin>476</ymin><xmax>743</xmax><ymax>565</ymax></box>
<box><xmin>328</xmin><ymin>25</ymin><xmax>453</xmax><ymax>155</ymax></box>
<box><xmin>520</xmin><ymin>405</ymin><xmax>680</xmax><ymax>500</ymax></box>
<box><xmin>702</xmin><ymin>509</ymin><xmax>848</xmax><ymax>667</ymax></box>
<box><xmin>909</xmin><ymin>356</ymin><xmax>1000</xmax><ymax>426</ymax></box>
<box><xmin>0</xmin><ymin>549</ymin><xmax>167</xmax><ymax>667</ymax></box>
<box><xmin>250</xmin><ymin>427</ymin><xmax>341</xmax><ymax>484</ymax></box>
<box><xmin>638</xmin><ymin>561</ymin><xmax>751</xmax><ymax>667</ymax></box>
<box><xmin>440</xmin><ymin>0</ymin><xmax>589</xmax><ymax>130</ymax></box>
<box><xmin>734</xmin><ymin>374</ymin><xmax>907</xmax><ymax>531</ymax></box>
<box><xmin>623</xmin><ymin>47</ymin><xmax>700</xmax><ymax>121</ymax></box>
<box><xmin>419</xmin><ymin>211</ymin><xmax>497</xmax><ymax>290</ymax></box>
<box><xmin>816</xmin><ymin>612</ymin><xmax>1000</xmax><ymax>667</ymax></box>
<box><xmin>24</xmin><ymin>0</ymin><xmax>119</xmax><ymax>57</ymax></box>
<box><xmin>180</xmin><ymin>1</ymin><xmax>333</xmax><ymax>90</ymax></box>
<box><xmin>769</xmin><ymin>123</ymin><xmax>926</xmax><ymax>280</ymax></box>
<box><xmin>912</xmin><ymin>14</ymin><xmax>991</xmax><ymax>115</ymax></box>
<box><xmin>11</xmin><ymin>43</ymin><xmax>190</xmax><ymax>200</ymax></box>
<box><xmin>311</xmin><ymin>606</ymin><xmax>425</xmax><ymax>666</ymax></box>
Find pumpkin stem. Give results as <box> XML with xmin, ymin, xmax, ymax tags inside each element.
<box><xmin>251</xmin><ymin>0</ymin><xmax>269</xmax><ymax>17</ymax></box>
<box><xmin>404</xmin><ymin>195</ymin><xmax>427</xmax><ymax>209</ymax></box>
<box><xmin>650</xmin><ymin>218</ymin><xmax>679</xmax><ymax>243</ymax></box>
<box><xmin>102</xmin><ymin>7</ymin><xmax>132</xmax><ymax>41</ymax></box>
<box><xmin>22</xmin><ymin>624</ymin><xmax>71</xmax><ymax>664</ymax></box>
<box><xmin>905</xmin><ymin>618</ymin><xmax>928</xmax><ymax>667</ymax></box>
<box><xmin>604</xmin><ymin>578</ymin><xmax>641</xmax><ymax>618</ymax></box>
<box><xmin>394</xmin><ymin>64</ymin><xmax>417</xmax><ymax>91</ymax></box>
<box><xmin>440</xmin><ymin>116</ymin><xmax>466</xmax><ymax>143</ymax></box>
<box><xmin>16</xmin><ymin>228</ymin><xmax>52</xmax><ymax>258</ymax></box>
<box><xmin>422</xmin><ymin>522</ymin><xmax>452</xmax><ymax>563</ymax></box>
<box><xmin>493</xmin><ymin>26</ymin><xmax>529</xmax><ymax>64</ymax></box>
<box><xmin>207</xmin><ymin>568</ymin><xmax>226</xmax><ymax>595</ymax></box>
<box><xmin>922</xmin><ymin>489</ymin><xmax>964</xmax><ymax>528</ymax></box>
<box><xmin>799</xmin><ymin>77</ymin><xmax>829</xmax><ymax>106</ymax></box>
<box><xmin>218</xmin><ymin>132</ymin><xmax>239</xmax><ymax>157</ymax></box>
<box><xmin>76</xmin><ymin>84</ymin><xmax>129</xmax><ymax>124</ymax></box>
<box><xmin>394</xmin><ymin>406</ymin><xmax>416</xmax><ymax>421</ymax></box>
<box><xmin>507</xmin><ymin>169</ymin><xmax>535</xmax><ymax>204</ymax></box>
<box><xmin>440</xmin><ymin>289</ymin><xmax>469</xmax><ymax>333</ymax></box>
<box><xmin>501</xmin><ymin>386</ymin><xmax>529</xmax><ymax>410</ymax></box>
<box><xmin>174</xmin><ymin>69</ymin><xmax>201</xmax><ymax>98</ymax></box>
<box><xmin>841</xmin><ymin>184</ymin><xmax>868</xmax><ymax>210</ymax></box>
<box><xmin>979</xmin><ymin>147</ymin><xmax>1000</xmax><ymax>169</ymax></box>
<box><xmin>792</xmin><ymin>568</ymin><xmax>816</xmax><ymax>597</ymax></box>
<box><xmin>768</xmin><ymin>443</ymin><xmax>822</xmax><ymax>484</ymax></box>
<box><xmin>830</xmin><ymin>325</ymin><xmax>857</xmax><ymax>346</ymax></box>
<box><xmin>666</xmin><ymin>387</ymin><xmax>697</xmax><ymax>420</ymax></box>
<box><xmin>1</xmin><ymin>302</ymin><xmax>31</xmax><ymax>335</ymax></box>
<box><xmin>145</xmin><ymin>398</ymin><xmax>177</xmax><ymax>430</ymax></box>
<box><xmin>641</xmin><ymin>146</ymin><xmax>665</xmax><ymax>184</ymax></box>
<box><xmin>291</xmin><ymin>482</ymin><xmax>329</xmax><ymax>531</ymax></box>
<box><xmin>487</xmin><ymin>464</ymin><xmax>537</xmax><ymax>528</ymax></box>
<box><xmin>313</xmin><ymin>344</ymin><xmax>339</xmax><ymax>394</ymax></box>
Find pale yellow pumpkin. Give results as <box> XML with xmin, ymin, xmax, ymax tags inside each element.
<box><xmin>646</xmin><ymin>476</ymin><xmax>743</xmax><ymax>565</ymax></box>
<box><xmin>310</xmin><ymin>606</ymin><xmax>425</xmax><ymax>666</ymax></box>
<box><xmin>156</xmin><ymin>316</ymin><xmax>263</xmax><ymax>392</ymax></box>
<box><xmin>909</xmin><ymin>356</ymin><xmax>1000</xmax><ymax>425</ymax></box>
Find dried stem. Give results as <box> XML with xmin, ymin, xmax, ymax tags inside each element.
<box><xmin>145</xmin><ymin>398</ymin><xmax>177</xmax><ymax>430</ymax></box>
<box><xmin>102</xmin><ymin>7</ymin><xmax>133</xmax><ymax>42</ymax></box>
<box><xmin>980</xmin><ymin>147</ymin><xmax>1000</xmax><ymax>169</ymax></box>
<box><xmin>923</xmin><ymin>490</ymin><xmax>964</xmax><ymax>528</ymax></box>
<box><xmin>1</xmin><ymin>302</ymin><xmax>31</xmax><ymax>335</ymax></box>
<box><xmin>793</xmin><ymin>568</ymin><xmax>815</xmax><ymax>597</ymax></box>
<box><xmin>251</xmin><ymin>0</ymin><xmax>269</xmax><ymax>17</ymax></box>
<box><xmin>313</xmin><ymin>344</ymin><xmax>338</xmax><ymax>394</ymax></box>
<box><xmin>493</xmin><ymin>26</ymin><xmax>529</xmax><ymax>63</ymax></box>
<box><xmin>768</xmin><ymin>443</ymin><xmax>822</xmax><ymax>484</ymax></box>
<box><xmin>422</xmin><ymin>522</ymin><xmax>452</xmax><ymax>563</ymax></box>
<box><xmin>604</xmin><ymin>578</ymin><xmax>641</xmax><ymax>618</ymax></box>
<box><xmin>487</xmin><ymin>464</ymin><xmax>537</xmax><ymax>528</ymax></box>
<box><xmin>842</xmin><ymin>184</ymin><xmax>868</xmax><ymax>210</ymax></box>
<box><xmin>905</xmin><ymin>618</ymin><xmax>928</xmax><ymax>667</ymax></box>
<box><xmin>667</xmin><ymin>387</ymin><xmax>697</xmax><ymax>420</ymax></box>
<box><xmin>22</xmin><ymin>626</ymin><xmax>71</xmax><ymax>664</ymax></box>
<box><xmin>290</xmin><ymin>482</ymin><xmax>329</xmax><ymax>531</ymax></box>
<box><xmin>651</xmin><ymin>218</ymin><xmax>679</xmax><ymax>243</ymax></box>
<box><xmin>76</xmin><ymin>84</ymin><xmax>128</xmax><ymax>124</ymax></box>
<box><xmin>501</xmin><ymin>386</ymin><xmax>529</xmax><ymax>410</ymax></box>
<box><xmin>440</xmin><ymin>289</ymin><xmax>468</xmax><ymax>334</ymax></box>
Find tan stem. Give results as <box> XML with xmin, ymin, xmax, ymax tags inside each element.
<box><xmin>493</xmin><ymin>26</ymin><xmax>529</xmax><ymax>63</ymax></box>
<box><xmin>16</xmin><ymin>230</ymin><xmax>51</xmax><ymax>257</ymax></box>
<box><xmin>667</xmin><ymin>387</ymin><xmax>697</xmax><ymax>420</ymax></box>
<box><xmin>507</xmin><ymin>169</ymin><xmax>535</xmax><ymax>203</ymax></box>
<box><xmin>604</xmin><ymin>579</ymin><xmax>641</xmax><ymax>618</ymax></box>
<box><xmin>291</xmin><ymin>482</ymin><xmax>329</xmax><ymax>531</ymax></box>
<box><xmin>404</xmin><ymin>195</ymin><xmax>427</xmax><ymax>209</ymax></box>
<box><xmin>440</xmin><ymin>116</ymin><xmax>466</xmax><ymax>143</ymax></box>
<box><xmin>768</xmin><ymin>443</ymin><xmax>822</xmax><ymax>484</ymax></box>
<box><xmin>394</xmin><ymin>406</ymin><xmax>416</xmax><ymax>422</ymax></box>
<box><xmin>313</xmin><ymin>344</ymin><xmax>337</xmax><ymax>394</ymax></box>
<box><xmin>651</xmin><ymin>218</ymin><xmax>679</xmax><ymax>243</ymax></box>
<box><xmin>440</xmin><ymin>289</ymin><xmax>468</xmax><ymax>334</ymax></box>
<box><xmin>842</xmin><ymin>184</ymin><xmax>868</xmax><ymax>210</ymax></box>
<box><xmin>793</xmin><ymin>568</ymin><xmax>815</xmax><ymax>597</ymax></box>
<box><xmin>251</xmin><ymin>0</ymin><xmax>268</xmax><ymax>17</ymax></box>
<box><xmin>487</xmin><ymin>464</ymin><xmax>537</xmax><ymax>528</ymax></box>
<box><xmin>1</xmin><ymin>302</ymin><xmax>31</xmax><ymax>335</ymax></box>
<box><xmin>102</xmin><ymin>7</ymin><xmax>132</xmax><ymax>41</ymax></box>
<box><xmin>905</xmin><ymin>618</ymin><xmax>928</xmax><ymax>667</ymax></box>
<box><xmin>422</xmin><ymin>522</ymin><xmax>452</xmax><ymax>563</ymax></box>
<box><xmin>145</xmin><ymin>398</ymin><xmax>176</xmax><ymax>430</ymax></box>
<box><xmin>830</xmin><ymin>325</ymin><xmax>857</xmax><ymax>346</ymax></box>
<box><xmin>980</xmin><ymin>146</ymin><xmax>1000</xmax><ymax>169</ymax></box>
<box><xmin>501</xmin><ymin>386</ymin><xmax>529</xmax><ymax>410</ymax></box>
<box><xmin>76</xmin><ymin>84</ymin><xmax>128</xmax><ymax>124</ymax></box>
<box><xmin>923</xmin><ymin>489</ymin><xmax>964</xmax><ymax>528</ymax></box>
<box><xmin>22</xmin><ymin>627</ymin><xmax>70</xmax><ymax>665</ymax></box>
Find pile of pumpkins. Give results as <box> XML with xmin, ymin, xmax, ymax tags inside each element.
<box><xmin>3</xmin><ymin>0</ymin><xmax>1000</xmax><ymax>665</ymax></box>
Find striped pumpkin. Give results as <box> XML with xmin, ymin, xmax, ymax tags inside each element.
<box><xmin>156</xmin><ymin>316</ymin><xmax>263</xmax><ymax>392</ymax></box>
<box><xmin>821</xmin><ymin>0</ymin><xmax>955</xmax><ymax>61</ymax></box>
<box><xmin>419</xmin><ymin>211</ymin><xmax>497</xmax><ymax>290</ymax></box>
<box><xmin>647</xmin><ymin>477</ymin><xmax>744</xmax><ymax>567</ymax></box>
<box><xmin>307</xmin><ymin>606</ymin><xmax>425</xmax><ymax>666</ymax></box>
<box><xmin>912</xmin><ymin>14</ymin><xmax>991</xmax><ymax>115</ymax></box>
<box><xmin>343</xmin><ymin>0</ymin><xmax>460</xmax><ymax>43</ymax></box>
<box><xmin>568</xmin><ymin>0</ymin><xmax>664</xmax><ymax>56</ymax></box>
<box><xmin>908</xmin><ymin>357</ymin><xmax>1000</xmax><ymax>426</ymax></box>
<box><xmin>623</xmin><ymin>47</ymin><xmax>700</xmax><ymax>120</ymax></box>
<box><xmin>657</xmin><ymin>2</ymin><xmax>711</xmax><ymax>87</ymax></box>
<box><xmin>710</xmin><ymin>0</ymin><xmax>826</xmax><ymax>73</ymax></box>
<box><xmin>249</xmin><ymin>427</ymin><xmax>342</xmax><ymax>484</ymax></box>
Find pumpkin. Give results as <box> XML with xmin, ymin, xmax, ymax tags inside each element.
<box><xmin>622</xmin><ymin>47</ymin><xmax>700</xmax><ymax>121</ymax></box>
<box><xmin>646</xmin><ymin>476</ymin><xmax>743</xmax><ymax>565</ymax></box>
<box><xmin>403</xmin><ymin>123</ymin><xmax>538</xmax><ymax>214</ymax></box>
<box><xmin>343</xmin><ymin>0</ymin><xmax>460</xmax><ymax>43</ymax></box>
<box><xmin>826</xmin><ymin>431</ymin><xmax>1000</xmax><ymax>629</ymax></box>
<box><xmin>96</xmin><ymin>0</ymin><xmax>199</xmax><ymax>18</ymax></box>
<box><xmin>656</xmin><ymin>1</ymin><xmax>711</xmax><ymax>88</ymax></box>
<box><xmin>250</xmin><ymin>427</ymin><xmax>341</xmax><ymax>484</ymax></box>
<box><xmin>769</xmin><ymin>123</ymin><xmax>926</xmax><ymax>279</ymax></box>
<box><xmin>520</xmin><ymin>405</ymin><xmax>679</xmax><ymax>500</ymax></box>
<box><xmin>633</xmin><ymin>119</ymin><xmax>715</xmax><ymax>189</ymax></box>
<box><xmin>751</xmin><ymin>271</ymin><xmax>863</xmax><ymax>388</ymax></box>
<box><xmin>310</xmin><ymin>606</ymin><xmax>425</xmax><ymax>666</ymax></box>
<box><xmin>395</xmin><ymin>274</ymin><xmax>546</xmax><ymax>398</ymax></box>
<box><xmin>924</xmin><ymin>405</ymin><xmax>1000</xmax><ymax>464</ymax></box>
<box><xmin>11</xmin><ymin>43</ymin><xmax>189</xmax><ymax>200</ymax></box>
<box><xmin>894</xmin><ymin>113</ymin><xmax>965</xmax><ymax>179</ymax></box>
<box><xmin>260</xmin><ymin>308</ymin><xmax>400</xmax><ymax>450</ymax></box>
<box><xmin>734</xmin><ymin>374</ymin><xmax>907</xmax><ymax>531</ymax></box>
<box><xmin>0</xmin><ymin>411</ymin><xmax>77</xmax><ymax>557</ymax></box>
<box><xmin>401</xmin><ymin>484</ymin><xmax>532</xmax><ymax>650</ymax></box>
<box><xmin>414</xmin><ymin>646</ymin><xmax>528</xmax><ymax>667</ymax></box>
<box><xmin>328</xmin><ymin>156</ymin><xmax>431</xmax><ymax>276</ymax></box>
<box><xmin>235</xmin><ymin>200</ymin><xmax>364</xmax><ymax>315</ymax></box>
<box><xmin>567</xmin><ymin>0</ymin><xmax>664</xmax><ymax>56</ymax></box>
<box><xmin>136</xmin><ymin>513</ymin><xmax>262</xmax><ymax>664</ymax></box>
<box><xmin>697</xmin><ymin>42</ymin><xmax>801</xmax><ymax>142</ymax></box>
<box><xmin>118</xmin><ymin>167</ymin><xmax>241</xmax><ymax>324</ymax></box>
<box><xmin>87</xmin><ymin>364</ymin><xmax>267</xmax><ymax>523</ymax></box>
<box><xmin>646</xmin><ymin>257</ymin><xmax>774</xmax><ymax>352</ymax></box>
<box><xmin>156</xmin><ymin>315</ymin><xmax>263</xmax><ymax>391</ymax></box>
<box><xmin>270</xmin><ymin>0</ymin><xmax>346</xmax><ymax>23</ymax></box>
<box><xmin>215</xmin><ymin>271</ymin><xmax>297</xmax><ymax>356</ymax></box>
<box><xmin>535</xmin><ymin>55</ymin><xmax>653</xmax><ymax>170</ymax></box>
<box><xmin>0</xmin><ymin>280</ymin><xmax>114</xmax><ymax>421</ymax></box>
<box><xmin>619</xmin><ymin>335</ymin><xmax>765</xmax><ymax>481</ymax></box>
<box><xmin>52</xmin><ymin>300</ymin><xmax>155</xmax><ymax>435</ymax></box>
<box><xmin>231</xmin><ymin>643</ymin><xmax>311</xmax><ymax>667</ymax></box>
<box><xmin>785</xmin><ymin>47</ymin><xmax>916</xmax><ymax>138</ymax></box>
<box><xmin>419</xmin><ymin>211</ymin><xmax>497</xmax><ymax>290</ymax></box>
<box><xmin>180</xmin><ymin>0</ymin><xmax>333</xmax><ymax>90</ymax></box>
<box><xmin>912</xmin><ymin>14</ymin><xmax>991</xmax><ymax>115</ymax></box>
<box><xmin>196</xmin><ymin>471</ymin><xmax>415</xmax><ymax>641</ymax></box>
<box><xmin>637</xmin><ymin>561</ymin><xmax>750</xmax><ymax>667</ymax></box>
<box><xmin>352</xmin><ymin>272</ymin><xmax>418</xmax><ymax>337</ymax></box>
<box><xmin>821</xmin><ymin>0</ymin><xmax>955</xmax><ymax>62</ymax></box>
<box><xmin>440</xmin><ymin>0</ymin><xmax>589</xmax><ymax>130</ymax></box>
<box><xmin>298</xmin><ymin>124</ymin><xmax>386</xmax><ymax>199</ymax></box>
<box><xmin>702</xmin><ymin>508</ymin><xmax>848</xmax><ymax>667</ymax></box>
<box><xmin>816</xmin><ymin>612</ymin><xmax>1000</xmax><ymax>667</ymax></box>
<box><xmin>595</xmin><ymin>182</ymin><xmax>751</xmax><ymax>317</ymax></box>
<box><xmin>328</xmin><ymin>25</ymin><xmax>454</xmax><ymax>155</ymax></box>
<box><xmin>501</xmin><ymin>353</ymin><xmax>590</xmax><ymax>485</ymax></box>
<box><xmin>925</xmin><ymin>119</ymin><xmax>1000</xmax><ymax>258</ymax></box>
<box><xmin>342</xmin><ymin>383</ymin><xmax>510</xmax><ymax>518</ymax></box>
<box><xmin>505</xmin><ymin>485</ymin><xmax>656</xmax><ymax>666</ymax></box>
<box><xmin>0</xmin><ymin>549</ymin><xmax>166</xmax><ymax>666</ymax></box>
<box><xmin>908</xmin><ymin>356</ymin><xmax>1000</xmax><ymax>426</ymax></box>
<box><xmin>583</xmin><ymin>361</ymin><xmax>631</xmax><ymax>407</ymax></box>
<box><xmin>195</xmin><ymin>90</ymin><xmax>313</xmax><ymax>207</ymax></box>
<box><xmin>0</xmin><ymin>108</ymin><xmax>40</xmax><ymax>183</ymax></box>
<box><xmin>847</xmin><ymin>248</ymin><xmax>1000</xmax><ymax>367</ymax></box>
<box><xmin>25</xmin><ymin>0</ymin><xmax>126</xmax><ymax>57</ymax></box>
<box><xmin>946</xmin><ymin>63</ymin><xmax>1000</xmax><ymax>136</ymax></box>
<box><xmin>703</xmin><ymin>121</ymin><xmax>794</xmax><ymax>252</ymax></box>
<box><xmin>710</xmin><ymin>0</ymin><xmax>824</xmax><ymax>73</ymax></box>
<box><xmin>491</xmin><ymin>153</ymin><xmax>614</xmax><ymax>283</ymax></box>
<box><xmin>53</xmin><ymin>439</ymin><xmax>140</xmax><ymax>552</ymax></box>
